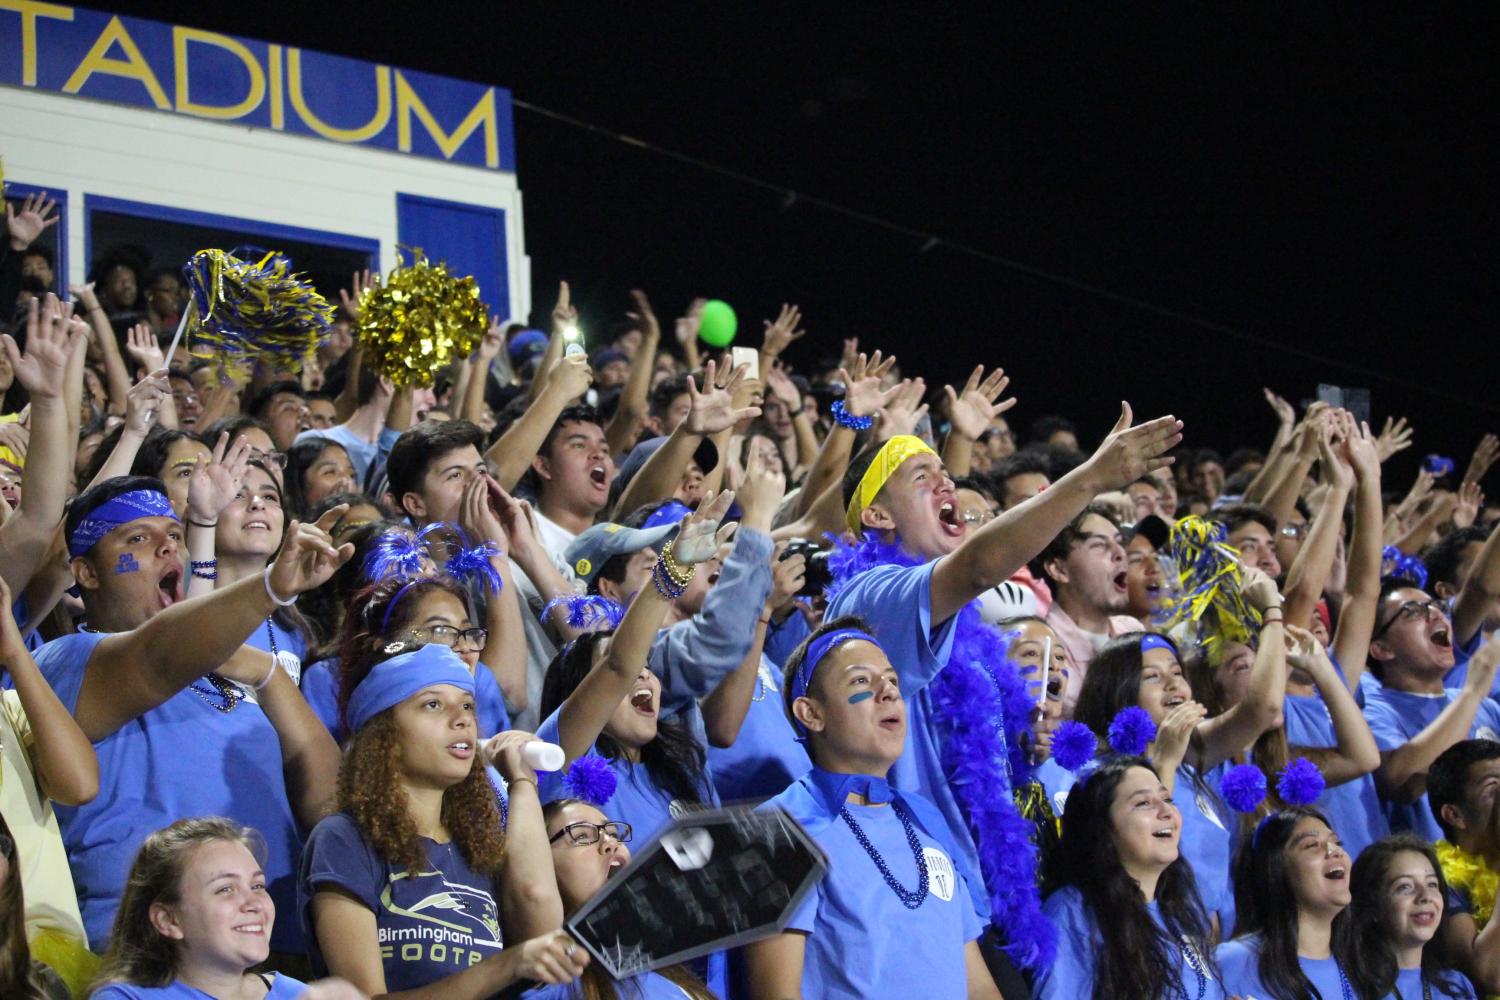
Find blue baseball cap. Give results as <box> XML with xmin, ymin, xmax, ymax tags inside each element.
<box><xmin>508</xmin><ymin>329</ymin><xmax>549</xmax><ymax>364</ymax></box>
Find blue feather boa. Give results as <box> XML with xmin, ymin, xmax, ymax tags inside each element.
<box><xmin>826</xmin><ymin>534</ymin><xmax>1056</xmax><ymax>971</ymax></box>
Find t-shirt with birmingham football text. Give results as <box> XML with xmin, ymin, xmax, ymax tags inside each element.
<box><xmin>299</xmin><ymin>812</ymin><xmax>504</xmax><ymax>992</ymax></box>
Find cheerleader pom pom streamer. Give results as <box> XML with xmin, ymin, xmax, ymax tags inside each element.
<box><xmin>356</xmin><ymin>248</ymin><xmax>489</xmax><ymax>388</ymax></box>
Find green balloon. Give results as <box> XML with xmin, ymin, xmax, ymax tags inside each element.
<box><xmin>698</xmin><ymin>299</ymin><xmax>738</xmax><ymax>347</ymax></box>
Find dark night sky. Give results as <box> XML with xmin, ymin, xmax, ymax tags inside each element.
<box><xmin>105</xmin><ymin>2</ymin><xmax>1500</xmax><ymax>481</ymax></box>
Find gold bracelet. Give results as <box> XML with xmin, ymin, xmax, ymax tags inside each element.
<box><xmin>660</xmin><ymin>540</ymin><xmax>696</xmax><ymax>588</ymax></box>
<box><xmin>508</xmin><ymin>776</ymin><xmax>538</xmax><ymax>792</ymax></box>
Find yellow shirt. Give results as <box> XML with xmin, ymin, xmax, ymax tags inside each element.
<box><xmin>2</xmin><ymin>690</ymin><xmax>96</xmax><ymax>995</ymax></box>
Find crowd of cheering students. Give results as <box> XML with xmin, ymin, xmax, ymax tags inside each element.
<box><xmin>6</xmin><ymin>186</ymin><xmax>1500</xmax><ymax>1000</ymax></box>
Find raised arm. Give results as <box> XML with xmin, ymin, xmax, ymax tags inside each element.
<box><xmin>484</xmin><ymin>353</ymin><xmax>593</xmax><ymax>491</ymax></box>
<box><xmin>1192</xmin><ymin>569</ymin><xmax>1287</xmax><ymax>770</ymax></box>
<box><xmin>182</xmin><ymin>432</ymin><xmax>252</xmax><ymax>599</ymax></box>
<box><xmin>482</xmin><ymin>731</ymin><xmax>565</xmax><ymax>937</ymax></box>
<box><xmin>1331</xmin><ymin>420</ymin><xmax>1385</xmax><ymax>690</ymax></box>
<box><xmin>1283</xmin><ymin>414</ymin><xmax>1353</xmax><ymax>628</ymax></box>
<box><xmin>525</xmin><ymin>281</ymin><xmax>574</xmax><ymax>405</ymax></box>
<box><xmin>1261</xmin><ymin>407</ymin><xmax>1328</xmax><ymax>529</ymax></box>
<box><xmin>0</xmin><ymin>294</ymin><xmax>87</xmax><ymax>591</ymax></box>
<box><xmin>766</xmin><ymin>361</ymin><xmax>819</xmax><ymax>476</ymax></box>
<box><xmin>554</xmin><ymin>491</ymin><xmax>734</xmax><ymax>763</ymax></box>
<box><xmin>931</xmin><ymin>402</ymin><xmax>1182</xmax><ymax>624</ymax></box>
<box><xmin>74</xmin><ymin>508</ymin><xmax>353</xmax><ymax>741</ymax></box>
<box><xmin>459</xmin><ymin>475</ymin><xmax>530</xmax><ymax>708</ymax></box>
<box><xmin>939</xmin><ymin>365</ymin><xmax>1014</xmax><ymax>480</ymax></box>
<box><xmin>0</xmin><ymin>575</ymin><xmax>97</xmax><ymax>806</ymax></box>
<box><xmin>1286</xmin><ymin>625</ymin><xmax>1379</xmax><ymax>787</ymax></box>
<box><xmin>460</xmin><ymin>317</ymin><xmax>503</xmax><ymax>424</ymax></box>
<box><xmin>603</xmin><ymin>289</ymin><xmax>662</xmax><ymax>457</ymax></box>
<box><xmin>1453</xmin><ymin>515</ymin><xmax>1500</xmax><ymax>649</ymax></box>
<box><xmin>612</xmin><ymin>359</ymin><xmax>759</xmax><ymax>517</ymax></box>
<box><xmin>1375</xmin><ymin>642</ymin><xmax>1500</xmax><ymax>802</ymax></box>
<box><xmin>785</xmin><ymin>351</ymin><xmax>898</xmax><ymax>522</ymax></box>
<box><xmin>85</xmin><ymin>370</ymin><xmax>171</xmax><ymax>490</ymax></box>
<box><xmin>649</xmin><ymin>455</ymin><xmax>782</xmax><ymax>708</ymax></box>
<box><xmin>71</xmin><ymin>282</ymin><xmax>130</xmax><ymax>416</ymax></box>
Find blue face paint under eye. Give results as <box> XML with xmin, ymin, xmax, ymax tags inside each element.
<box><xmin>847</xmin><ymin>691</ymin><xmax>874</xmax><ymax>705</ymax></box>
<box><xmin>115</xmin><ymin>553</ymin><xmax>140</xmax><ymax>574</ymax></box>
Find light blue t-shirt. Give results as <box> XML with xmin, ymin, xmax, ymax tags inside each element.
<box><xmin>1364</xmin><ymin>682</ymin><xmax>1500</xmax><ymax>842</ymax></box>
<box><xmin>1388</xmin><ymin>967</ymin><xmax>1479</xmax><ymax>999</ymax></box>
<box><xmin>1033</xmin><ymin>757</ymin><xmax>1078</xmax><ymax>819</ymax></box>
<box><xmin>245</xmin><ymin>615</ymin><xmax>307</xmax><ymax>686</ymax></box>
<box><xmin>301</xmin><ymin>655</ymin><xmax>510</xmax><ymax>744</ymax></box>
<box><xmin>534</xmin><ymin>709</ymin><xmax>720</xmax><ymax>847</ymax></box>
<box><xmin>1174</xmin><ymin>760</ymin><xmax>1235</xmax><ymax>933</ymax></box>
<box><xmin>1034</xmin><ymin>886</ymin><xmax>1227</xmax><ymax>999</ymax></box>
<box><xmin>767</xmin><ymin>769</ymin><xmax>983</xmax><ymax>1000</ymax></box>
<box><xmin>824</xmin><ymin>562</ymin><xmax>982</xmax><ymax>913</ymax></box>
<box><xmin>1284</xmin><ymin>684</ymin><xmax>1386</xmax><ymax>860</ymax></box>
<box><xmin>93</xmin><ymin>973</ymin><xmax>306</xmax><ymax>999</ymax></box>
<box><xmin>705</xmin><ymin>655</ymin><xmax>809</xmax><ymax>803</ymax></box>
<box><xmin>35</xmin><ymin>631</ymin><xmax>304</xmax><ymax>953</ymax></box>
<box><xmin>1216</xmin><ymin>934</ymin><xmax>1354</xmax><ymax>1000</ymax></box>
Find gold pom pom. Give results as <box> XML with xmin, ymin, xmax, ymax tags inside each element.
<box><xmin>356</xmin><ymin>249</ymin><xmax>489</xmax><ymax>388</ymax></box>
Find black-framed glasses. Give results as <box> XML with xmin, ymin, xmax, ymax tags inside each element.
<box><xmin>1372</xmin><ymin>599</ymin><xmax>1446</xmax><ymax>642</ymax></box>
<box><xmin>408</xmin><ymin>624</ymin><xmax>489</xmax><ymax>652</ymax></box>
<box><xmin>549</xmin><ymin>821</ymin><xmax>632</xmax><ymax>846</ymax></box>
<box><xmin>249</xmin><ymin>449</ymin><xmax>288</xmax><ymax>470</ymax></box>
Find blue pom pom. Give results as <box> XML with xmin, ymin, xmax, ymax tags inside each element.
<box><xmin>445</xmin><ymin>541</ymin><xmax>504</xmax><ymax>594</ymax></box>
<box><xmin>563</xmin><ymin>755</ymin><xmax>618</xmax><ymax>806</ymax></box>
<box><xmin>1277</xmin><ymin>757</ymin><xmax>1326</xmax><ymax>806</ymax></box>
<box><xmin>1220</xmin><ymin>763</ymin><xmax>1269</xmax><ymax>813</ymax></box>
<box><xmin>363</xmin><ymin>527</ymin><xmax>428</xmax><ymax>582</ymax></box>
<box><xmin>542</xmin><ymin>596</ymin><xmax>624</xmax><ymax>632</ymax></box>
<box><xmin>1107</xmin><ymin>706</ymin><xmax>1157</xmax><ymax>756</ymax></box>
<box><xmin>1051</xmin><ymin>721</ymin><xmax>1098</xmax><ymax>773</ymax></box>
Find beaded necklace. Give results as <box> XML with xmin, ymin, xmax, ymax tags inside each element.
<box><xmin>840</xmin><ymin>800</ymin><xmax>930</xmax><ymax>909</ymax></box>
<box><xmin>186</xmin><ymin>618</ymin><xmax>278</xmax><ymax>712</ymax></box>
<box><xmin>1178</xmin><ymin>937</ymin><xmax>1208</xmax><ymax>1000</ymax></box>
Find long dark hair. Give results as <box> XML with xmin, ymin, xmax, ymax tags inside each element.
<box><xmin>1231</xmin><ymin>808</ymin><xmax>1354</xmax><ymax>1000</ymax></box>
<box><xmin>281</xmin><ymin>437</ymin><xmax>350</xmax><ymax>519</ymax></box>
<box><xmin>0</xmin><ymin>811</ymin><xmax>50</xmax><ymax>999</ymax></box>
<box><xmin>1076</xmin><ymin>632</ymin><xmax>1220</xmax><ymax>804</ymax></box>
<box><xmin>236</xmin><ymin>458</ymin><xmax>312</xmax><ymax>651</ymax></box>
<box><xmin>1341</xmin><ymin>835</ymin><xmax>1469</xmax><ymax>1000</ymax></box>
<box><xmin>539</xmin><ymin>633</ymin><xmax>707</xmax><ymax>806</ymax></box>
<box><xmin>1045</xmin><ymin>755</ymin><xmax>1216</xmax><ymax>1000</ymax></box>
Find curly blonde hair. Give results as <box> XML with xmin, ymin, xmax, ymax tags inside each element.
<box><xmin>337</xmin><ymin>710</ymin><xmax>506</xmax><ymax>875</ymax></box>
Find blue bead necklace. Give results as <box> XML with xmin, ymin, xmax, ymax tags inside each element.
<box><xmin>839</xmin><ymin>800</ymin><xmax>929</xmax><ymax>909</ymax></box>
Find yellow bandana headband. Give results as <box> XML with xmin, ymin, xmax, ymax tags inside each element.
<box><xmin>845</xmin><ymin>435</ymin><xmax>938</xmax><ymax>535</ymax></box>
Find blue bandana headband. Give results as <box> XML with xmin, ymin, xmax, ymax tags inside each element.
<box><xmin>791</xmin><ymin>628</ymin><xmax>881</xmax><ymax>741</ymax></box>
<box><xmin>346</xmin><ymin>643</ymin><xmax>476</xmax><ymax>732</ymax></box>
<box><xmin>68</xmin><ymin>489</ymin><xmax>178</xmax><ymax>558</ymax></box>
<box><xmin>1139</xmin><ymin>633</ymin><xmax>1176</xmax><ymax>655</ymax></box>
<box><xmin>643</xmin><ymin>500</ymin><xmax>692</xmax><ymax>530</ymax></box>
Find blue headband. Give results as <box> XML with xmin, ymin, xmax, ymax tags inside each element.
<box><xmin>643</xmin><ymin>500</ymin><xmax>692</xmax><ymax>530</ymax></box>
<box><xmin>346</xmin><ymin>643</ymin><xmax>476</xmax><ymax>732</ymax></box>
<box><xmin>791</xmin><ymin>628</ymin><xmax>880</xmax><ymax>741</ymax></box>
<box><xmin>1139</xmin><ymin>633</ymin><xmax>1175</xmax><ymax>655</ymax></box>
<box><xmin>68</xmin><ymin>489</ymin><xmax>178</xmax><ymax>558</ymax></box>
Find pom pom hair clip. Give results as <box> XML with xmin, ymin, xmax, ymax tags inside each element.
<box><xmin>1107</xmin><ymin>706</ymin><xmax>1158</xmax><ymax>756</ymax></box>
<box><xmin>1220</xmin><ymin>763</ymin><xmax>1269</xmax><ymax>814</ymax></box>
<box><xmin>1251</xmin><ymin>757</ymin><xmax>1328</xmax><ymax>849</ymax></box>
<box><xmin>1050</xmin><ymin>720</ymin><xmax>1098</xmax><ymax>773</ymax></box>
<box><xmin>563</xmin><ymin>755</ymin><xmax>618</xmax><ymax>807</ymax></box>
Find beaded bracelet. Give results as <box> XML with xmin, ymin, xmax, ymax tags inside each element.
<box><xmin>831</xmin><ymin>399</ymin><xmax>873</xmax><ymax>431</ymax></box>
<box><xmin>652</xmin><ymin>559</ymin><xmax>688</xmax><ymax>600</ymax></box>
<box><xmin>659</xmin><ymin>540</ymin><xmax>696</xmax><ymax>589</ymax></box>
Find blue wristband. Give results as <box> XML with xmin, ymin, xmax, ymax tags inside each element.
<box><xmin>831</xmin><ymin>399</ymin><xmax>873</xmax><ymax>431</ymax></box>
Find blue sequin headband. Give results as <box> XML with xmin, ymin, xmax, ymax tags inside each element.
<box><xmin>68</xmin><ymin>489</ymin><xmax>178</xmax><ymax>557</ymax></box>
<box><xmin>790</xmin><ymin>628</ymin><xmax>880</xmax><ymax>741</ymax></box>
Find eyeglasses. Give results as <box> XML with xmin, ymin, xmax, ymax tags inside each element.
<box><xmin>961</xmin><ymin>508</ymin><xmax>997</xmax><ymax>527</ymax></box>
<box><xmin>408</xmin><ymin>624</ymin><xmax>489</xmax><ymax>652</ymax></box>
<box><xmin>249</xmin><ymin>450</ymin><xmax>288</xmax><ymax>470</ymax></box>
<box><xmin>549</xmin><ymin>821</ymin><xmax>632</xmax><ymax>846</ymax></box>
<box><xmin>1372</xmin><ymin>599</ymin><xmax>1447</xmax><ymax>641</ymax></box>
<box><xmin>1279</xmin><ymin>523</ymin><xmax>1307</xmax><ymax>540</ymax></box>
